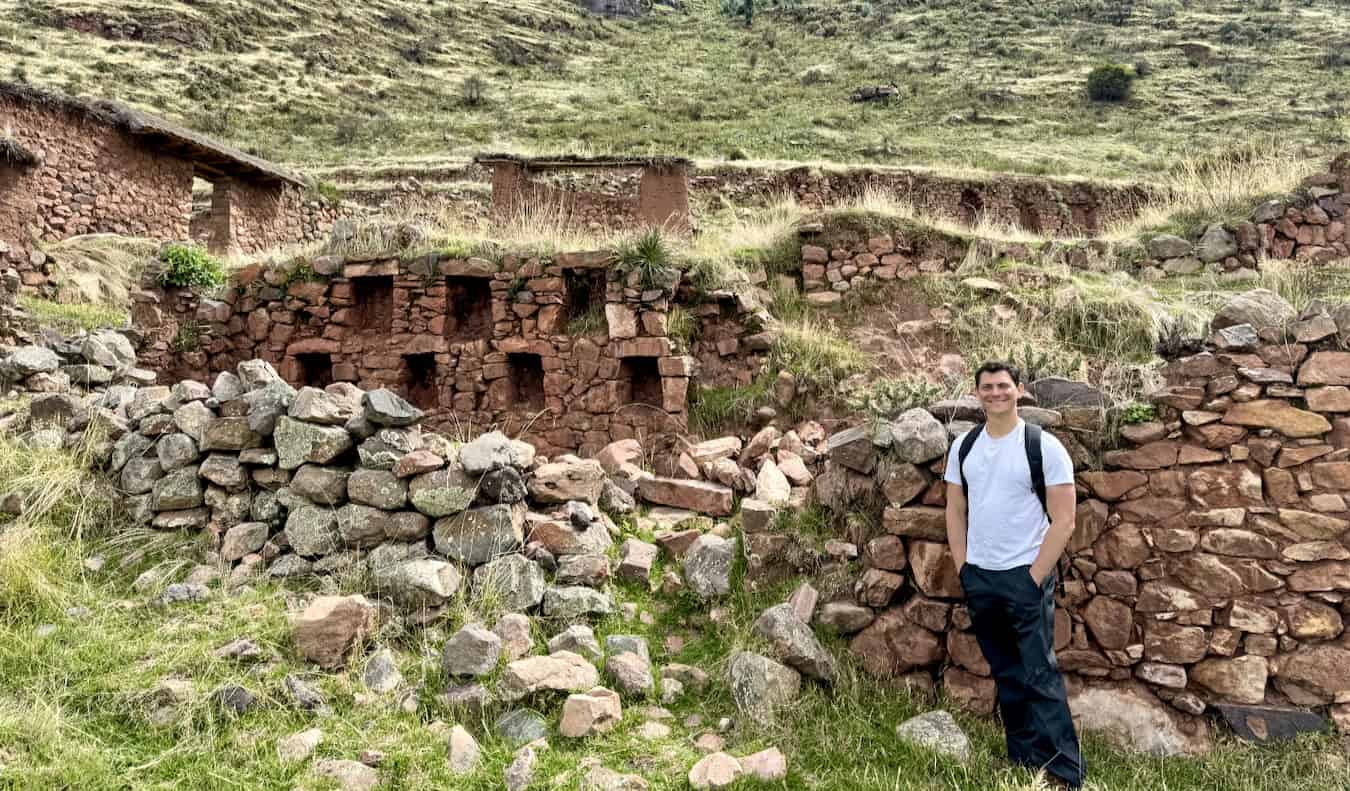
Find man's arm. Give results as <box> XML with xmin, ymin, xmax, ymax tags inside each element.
<box><xmin>1029</xmin><ymin>483</ymin><xmax>1075</xmax><ymax>584</ymax></box>
<box><xmin>945</xmin><ymin>482</ymin><xmax>969</xmax><ymax>570</ymax></box>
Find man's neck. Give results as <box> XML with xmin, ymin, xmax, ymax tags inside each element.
<box><xmin>985</xmin><ymin>413</ymin><xmax>1020</xmax><ymax>438</ymax></box>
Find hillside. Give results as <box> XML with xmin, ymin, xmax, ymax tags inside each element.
<box><xmin>1</xmin><ymin>0</ymin><xmax>1347</xmax><ymax>179</ymax></box>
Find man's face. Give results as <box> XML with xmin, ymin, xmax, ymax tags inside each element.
<box><xmin>975</xmin><ymin>370</ymin><xmax>1022</xmax><ymax>417</ymax></box>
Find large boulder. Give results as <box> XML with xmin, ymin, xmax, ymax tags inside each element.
<box><xmin>347</xmin><ymin>468</ymin><xmax>408</xmax><ymax>510</ymax></box>
<box><xmin>460</xmin><ymin>431</ymin><xmax>531</xmax><ymax>475</ymax></box>
<box><xmin>1069</xmin><ymin>683</ymin><xmax>1210</xmax><ymax>756</ymax></box>
<box><xmin>499</xmin><ymin>651</ymin><xmax>599</xmax><ymax>701</ymax></box>
<box><xmin>289</xmin><ymin>387</ymin><xmax>347</xmax><ymax>425</ymax></box>
<box><xmin>683</xmin><ymin>534</ymin><xmax>734</xmax><ymax>599</ymax></box>
<box><xmin>2</xmin><ymin>345</ymin><xmax>60</xmax><ymax>377</ymax></box>
<box><xmin>363</xmin><ymin>389</ymin><xmax>423</xmax><ymax>427</ymax></box>
<box><xmin>751</xmin><ymin>603</ymin><xmax>837</xmax><ymax>682</ymax></box>
<box><xmin>1196</xmin><ymin>225</ymin><xmax>1238</xmax><ymax>263</ymax></box>
<box><xmin>888</xmin><ymin>408</ymin><xmax>948</xmax><ymax>464</ymax></box>
<box><xmin>472</xmin><ymin>554</ymin><xmax>546</xmax><ymax>611</ymax></box>
<box><xmin>291</xmin><ymin>595</ymin><xmax>377</xmax><ymax>670</ymax></box>
<box><xmin>726</xmin><ymin>651</ymin><xmax>801</xmax><ymax>724</ymax></box>
<box><xmin>432</xmin><ymin>504</ymin><xmax>525</xmax><ymax>565</ymax></box>
<box><xmin>1211</xmin><ymin>289</ymin><xmax>1296</xmax><ymax>339</ymax></box>
<box><xmin>81</xmin><ymin>330</ymin><xmax>135</xmax><ymax>370</ymax></box>
<box><xmin>527</xmin><ymin>458</ymin><xmax>606</xmax><ymax>504</ymax></box>
<box><xmin>275</xmin><ymin>416</ymin><xmax>353</xmax><ymax>469</ymax></box>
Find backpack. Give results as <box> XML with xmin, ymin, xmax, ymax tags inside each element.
<box><xmin>956</xmin><ymin>423</ymin><xmax>1047</xmax><ymax>515</ymax></box>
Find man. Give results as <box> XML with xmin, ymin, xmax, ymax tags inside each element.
<box><xmin>943</xmin><ymin>361</ymin><xmax>1085</xmax><ymax>788</ymax></box>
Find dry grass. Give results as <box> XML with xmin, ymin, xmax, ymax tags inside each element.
<box><xmin>839</xmin><ymin>185</ymin><xmax>1072</xmax><ymax>244</ymax></box>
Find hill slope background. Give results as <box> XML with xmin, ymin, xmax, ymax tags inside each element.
<box><xmin>2</xmin><ymin>0</ymin><xmax>1348</xmax><ymax>180</ymax></box>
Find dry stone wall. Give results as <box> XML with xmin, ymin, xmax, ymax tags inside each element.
<box><xmin>801</xmin><ymin>290</ymin><xmax>1350</xmax><ymax>745</ymax></box>
<box><xmin>132</xmin><ymin>250</ymin><xmax>776</xmax><ymax>457</ymax></box>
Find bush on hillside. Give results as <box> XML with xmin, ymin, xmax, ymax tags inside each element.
<box><xmin>157</xmin><ymin>243</ymin><xmax>225</xmax><ymax>290</ymax></box>
<box><xmin>1086</xmin><ymin>63</ymin><xmax>1136</xmax><ymax>102</ymax></box>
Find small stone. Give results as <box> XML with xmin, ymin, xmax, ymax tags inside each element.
<box><xmin>688</xmin><ymin>752</ymin><xmax>742</xmax><ymax>789</ymax></box>
<box><xmin>895</xmin><ymin>710</ymin><xmax>970</xmax><ymax>761</ymax></box>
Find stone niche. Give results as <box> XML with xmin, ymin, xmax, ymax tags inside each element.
<box><xmin>401</xmin><ymin>352</ymin><xmax>438</xmax><ymax>410</ymax></box>
<box><xmin>508</xmin><ymin>352</ymin><xmax>546</xmax><ymax>411</ymax></box>
<box><xmin>296</xmin><ymin>352</ymin><xmax>333</xmax><ymax>388</ymax></box>
<box><xmin>351</xmin><ymin>275</ymin><xmax>394</xmax><ymax>332</ymax></box>
<box><xmin>619</xmin><ymin>356</ymin><xmax>663</xmax><ymax>408</ymax></box>
<box><xmin>445</xmin><ymin>276</ymin><xmax>492</xmax><ymax>342</ymax></box>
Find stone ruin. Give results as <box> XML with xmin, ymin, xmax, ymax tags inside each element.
<box><xmin>479</xmin><ymin>154</ymin><xmax>692</xmax><ymax>231</ymax></box>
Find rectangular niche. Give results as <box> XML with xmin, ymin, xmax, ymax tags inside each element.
<box><xmin>297</xmin><ymin>353</ymin><xmax>333</xmax><ymax>388</ymax></box>
<box><xmin>564</xmin><ymin>268</ymin><xmax>607</xmax><ymax>328</ymax></box>
<box><xmin>508</xmin><ymin>353</ymin><xmax>546</xmax><ymax>410</ymax></box>
<box><xmin>445</xmin><ymin>276</ymin><xmax>493</xmax><ymax>341</ymax></box>
<box><xmin>351</xmin><ymin>275</ymin><xmax>394</xmax><ymax>331</ymax></box>
<box><xmin>619</xmin><ymin>356</ymin><xmax>663</xmax><ymax>407</ymax></box>
<box><xmin>402</xmin><ymin>353</ymin><xmax>439</xmax><ymax>410</ymax></box>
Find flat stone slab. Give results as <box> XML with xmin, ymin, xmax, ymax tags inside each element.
<box><xmin>1211</xmin><ymin>703</ymin><xmax>1328</xmax><ymax>743</ymax></box>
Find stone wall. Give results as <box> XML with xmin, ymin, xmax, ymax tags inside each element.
<box><xmin>694</xmin><ymin>165</ymin><xmax>1153</xmax><ymax>236</ymax></box>
<box><xmin>207</xmin><ymin>178</ymin><xmax>355</xmax><ymax>256</ymax></box>
<box><xmin>807</xmin><ymin>294</ymin><xmax>1350</xmax><ymax>742</ymax></box>
<box><xmin>0</xmin><ymin>96</ymin><xmax>193</xmax><ymax>259</ymax></box>
<box><xmin>132</xmin><ymin>250</ymin><xmax>775</xmax><ymax>457</ymax></box>
<box><xmin>488</xmin><ymin>161</ymin><xmax>691</xmax><ymax>231</ymax></box>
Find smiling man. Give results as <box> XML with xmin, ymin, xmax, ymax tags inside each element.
<box><xmin>943</xmin><ymin>361</ymin><xmax>1085</xmax><ymax>788</ymax></box>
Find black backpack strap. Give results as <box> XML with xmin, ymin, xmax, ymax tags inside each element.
<box><xmin>1025</xmin><ymin>423</ymin><xmax>1047</xmax><ymax>516</ymax></box>
<box><xmin>957</xmin><ymin>423</ymin><xmax>984</xmax><ymax>501</ymax></box>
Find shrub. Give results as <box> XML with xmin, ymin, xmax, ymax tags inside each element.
<box><xmin>157</xmin><ymin>243</ymin><xmax>225</xmax><ymax>290</ymax></box>
<box><xmin>461</xmin><ymin>74</ymin><xmax>488</xmax><ymax>106</ymax></box>
<box><xmin>1086</xmin><ymin>63</ymin><xmax>1135</xmax><ymax>102</ymax></box>
<box><xmin>612</xmin><ymin>228</ymin><xmax>679</xmax><ymax>290</ymax></box>
<box><xmin>845</xmin><ymin>376</ymin><xmax>943</xmax><ymax>421</ymax></box>
<box><xmin>1121</xmin><ymin>402</ymin><xmax>1157</xmax><ymax>424</ymax></box>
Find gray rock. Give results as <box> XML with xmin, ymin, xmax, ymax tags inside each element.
<box><xmin>751</xmin><ymin>603</ymin><xmax>837</xmax><ymax>683</ymax></box>
<box><xmin>245</xmin><ymin>380</ymin><xmax>298</xmax><ymax>436</ymax></box>
<box><xmin>171</xmin><ymin>380</ymin><xmax>211</xmax><ymax>403</ymax></box>
<box><xmin>155</xmin><ymin>433</ymin><xmax>199</xmax><ymax>472</ymax></box>
<box><xmin>199</xmin><ymin>454</ymin><xmax>247</xmax><ymax>490</ymax></box>
<box><xmin>362</xmin><ymin>648</ymin><xmax>403</xmax><ymax>693</ymax></box>
<box><xmin>826</xmin><ymin>425</ymin><xmax>876</xmax><ymax>474</ymax></box>
<box><xmin>496</xmin><ymin>709</ymin><xmax>548</xmax><ymax>746</ymax></box>
<box><xmin>291</xmin><ymin>464</ymin><xmax>351</xmax><ymax>506</ymax></box>
<box><xmin>600</xmin><ymin>479</ymin><xmax>637</xmax><ymax>514</ymax></box>
<box><xmin>221</xmin><ymin>522</ymin><xmax>269</xmax><ymax>561</ymax></box>
<box><xmin>314</xmin><ymin>759</ymin><xmax>378</xmax><ymax>791</ymax></box>
<box><xmin>432</xmin><ymin>504</ymin><xmax>525</xmax><ymax>564</ymax></box>
<box><xmin>1197</xmin><ymin>224</ymin><xmax>1239</xmax><ymax>263</ymax></box>
<box><xmin>683</xmin><ymin>534</ymin><xmax>734</xmax><ymax>599</ymax></box>
<box><xmin>1211</xmin><ymin>288</ymin><xmax>1297</xmax><ymax>340</ymax></box>
<box><xmin>1253</xmin><ymin>199</ymin><xmax>1286</xmax><ymax>223</ymax></box>
<box><xmin>152</xmin><ymin>508</ymin><xmax>209</xmax><ymax>530</ymax></box>
<box><xmin>161</xmin><ymin>583</ymin><xmax>210</xmax><ymax>604</ymax></box>
<box><xmin>236</xmin><ymin>359</ymin><xmax>284</xmax><ymax>391</ymax></box>
<box><xmin>889</xmin><ymin>408</ymin><xmax>950</xmax><ymax>464</ymax></box>
<box><xmin>441</xmin><ymin>682</ymin><xmax>492</xmax><ymax>716</ymax></box>
<box><xmin>447</xmin><ymin>723</ymin><xmax>481</xmax><ymax>775</ymax></box>
<box><xmin>556</xmin><ymin>553</ymin><xmax>611</xmax><ymax>587</ymax></box>
<box><xmin>443</xmin><ymin>625</ymin><xmax>503</xmax><ymax>677</ymax></box>
<box><xmin>363</xmin><ymin>389</ymin><xmax>423</xmax><ymax>427</ymax></box>
<box><xmin>1145</xmin><ymin>234</ymin><xmax>1193</xmax><ymax>260</ymax></box>
<box><xmin>472</xmin><ymin>554</ymin><xmax>546</xmax><ymax>611</ymax></box>
<box><xmin>151</xmin><ymin>467</ymin><xmax>203</xmax><ymax>510</ymax></box>
<box><xmin>199</xmin><ymin>417</ymin><xmax>263</xmax><ymax>451</ymax></box>
<box><xmin>895</xmin><ymin>710</ymin><xmax>970</xmax><ymax>761</ymax></box>
<box><xmin>61</xmin><ymin>363</ymin><xmax>113</xmax><ymax>385</ymax></box>
<box><xmin>284</xmin><ymin>674</ymin><xmax>328</xmax><ymax>712</ymax></box>
<box><xmin>727</xmin><ymin>651</ymin><xmax>801</xmax><ymax>724</ymax></box>
<box><xmin>618</xmin><ymin>538</ymin><xmax>658</xmax><ymax>582</ymax></box>
<box><xmin>817</xmin><ymin>601</ymin><xmax>876</xmax><ymax>634</ymax></box>
<box><xmin>605</xmin><ymin>635</ymin><xmax>650</xmax><ymax>664</ymax></box>
<box><xmin>110</xmin><ymin>431</ymin><xmax>153</xmax><ymax>473</ymax></box>
<box><xmin>128</xmin><ymin>386</ymin><xmax>172</xmax><ymax>421</ymax></box>
<box><xmin>481</xmin><ymin>467</ymin><xmax>528</xmax><ymax>504</ymax></box>
<box><xmin>81</xmin><ymin>330</ymin><xmax>135</xmax><ymax>369</ymax></box>
<box><xmin>213</xmin><ymin>684</ymin><xmax>257</xmax><ymax>714</ymax></box>
<box><xmin>549</xmin><ymin>625</ymin><xmax>603</xmax><ymax>662</ymax></box>
<box><xmin>543</xmin><ymin>585</ymin><xmax>613</xmax><ymax>619</ymax></box>
<box><xmin>28</xmin><ymin>393</ymin><xmax>81</xmax><ymax>425</ymax></box>
<box><xmin>268</xmin><ymin>554</ymin><xmax>314</xmax><ymax>578</ymax></box>
<box><xmin>3</xmin><ymin>345</ymin><xmax>60</xmax><ymax>377</ymax></box>
<box><xmin>285</xmin><ymin>505</ymin><xmax>340</xmax><ymax>556</ymax></box>
<box><xmin>460</xmin><ymin>430</ymin><xmax>526</xmax><ymax>475</ymax></box>
<box><xmin>347</xmin><ymin>468</ymin><xmax>408</xmax><ymax>510</ymax></box>
<box><xmin>212</xmin><ymin>371</ymin><xmax>244</xmax><ymax>402</ymax></box>
<box><xmin>1213</xmin><ymin>323</ymin><xmax>1259</xmax><ymax>352</ymax></box>
<box><xmin>289</xmin><ymin>387</ymin><xmax>347</xmax><ymax>425</ymax></box>
<box><xmin>372</xmin><ymin>558</ymin><xmax>461</xmax><ymax>609</ymax></box>
<box><xmin>335</xmin><ymin>503</ymin><xmax>388</xmax><ymax>548</ymax></box>
<box><xmin>1027</xmin><ymin>377</ymin><xmax>1105</xmax><ymax>409</ymax></box>
<box><xmin>356</xmin><ymin>427</ymin><xmax>422</xmax><ymax>470</ymax></box>
<box><xmin>251</xmin><ymin>490</ymin><xmax>282</xmax><ymax>523</ymax></box>
<box><xmin>409</xmin><ymin>466</ymin><xmax>475</xmax><ymax>517</ymax></box>
<box><xmin>275</xmin><ymin>416</ymin><xmax>352</xmax><ymax>470</ymax></box>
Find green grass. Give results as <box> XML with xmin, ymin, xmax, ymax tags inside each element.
<box><xmin>18</xmin><ymin>296</ymin><xmax>130</xmax><ymax>333</ymax></box>
<box><xmin>4</xmin><ymin>1</ymin><xmax>1346</xmax><ymax>179</ymax></box>
<box><xmin>2</xmin><ymin>439</ymin><xmax>1348</xmax><ymax>788</ymax></box>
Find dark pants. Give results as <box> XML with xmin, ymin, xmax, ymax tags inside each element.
<box><xmin>960</xmin><ymin>563</ymin><xmax>1085</xmax><ymax>788</ymax></box>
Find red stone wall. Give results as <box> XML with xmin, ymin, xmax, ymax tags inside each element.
<box><xmin>206</xmin><ymin>178</ymin><xmax>353</xmax><ymax>256</ymax></box>
<box><xmin>132</xmin><ymin>249</ymin><xmax>770</xmax><ymax>457</ymax></box>
<box><xmin>0</xmin><ymin>99</ymin><xmax>194</xmax><ymax>260</ymax></box>
<box><xmin>831</xmin><ymin>332</ymin><xmax>1350</xmax><ymax>731</ymax></box>
<box><xmin>488</xmin><ymin>162</ymin><xmax>689</xmax><ymax>230</ymax></box>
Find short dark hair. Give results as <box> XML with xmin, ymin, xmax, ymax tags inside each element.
<box><xmin>974</xmin><ymin>360</ymin><xmax>1021</xmax><ymax>387</ymax></box>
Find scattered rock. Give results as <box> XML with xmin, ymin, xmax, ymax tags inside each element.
<box><xmin>895</xmin><ymin>710</ymin><xmax>970</xmax><ymax>761</ymax></box>
<box><xmin>291</xmin><ymin>595</ymin><xmax>377</xmax><ymax>670</ymax></box>
<box><xmin>447</xmin><ymin>724</ymin><xmax>481</xmax><ymax>775</ymax></box>
<box><xmin>688</xmin><ymin>752</ymin><xmax>742</xmax><ymax>789</ymax></box>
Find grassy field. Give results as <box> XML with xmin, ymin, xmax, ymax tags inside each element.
<box><xmin>1</xmin><ymin>433</ymin><xmax>1348</xmax><ymax>791</ymax></box>
<box><xmin>1</xmin><ymin>1</ymin><xmax>1347</xmax><ymax>179</ymax></box>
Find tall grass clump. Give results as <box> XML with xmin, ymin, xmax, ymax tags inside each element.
<box><xmin>1107</xmin><ymin>142</ymin><xmax>1320</xmax><ymax>239</ymax></box>
<box><xmin>684</xmin><ymin>196</ymin><xmax>804</xmax><ymax>290</ymax></box>
<box><xmin>613</xmin><ymin>227</ymin><xmax>680</xmax><ymax>289</ymax></box>
<box><xmin>0</xmin><ymin>431</ymin><xmax>118</xmax><ymax>619</ymax></box>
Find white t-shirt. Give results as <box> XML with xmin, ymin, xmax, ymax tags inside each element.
<box><xmin>942</xmin><ymin>420</ymin><xmax>1074</xmax><ymax>571</ymax></box>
